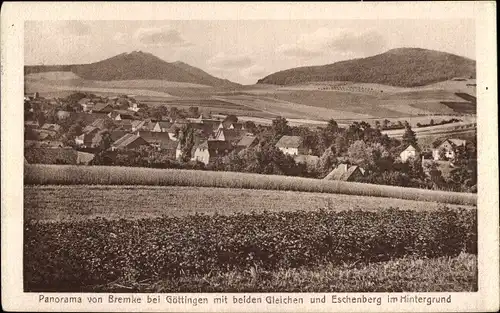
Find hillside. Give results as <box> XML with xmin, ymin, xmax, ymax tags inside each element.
<box><xmin>257</xmin><ymin>48</ymin><xmax>476</xmax><ymax>87</ymax></box>
<box><xmin>24</xmin><ymin>51</ymin><xmax>241</xmax><ymax>88</ymax></box>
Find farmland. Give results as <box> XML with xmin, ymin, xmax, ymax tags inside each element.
<box><xmin>24</xmin><ymin>165</ymin><xmax>477</xmax><ymax>206</ymax></box>
<box><xmin>24</xmin><ymin>185</ymin><xmax>475</xmax><ymax>222</ymax></box>
<box><xmin>24</xmin><ymin>208</ymin><xmax>476</xmax><ymax>292</ymax></box>
<box><xmin>26</xmin><ymin>74</ymin><xmax>476</xmax><ymax>126</ymax></box>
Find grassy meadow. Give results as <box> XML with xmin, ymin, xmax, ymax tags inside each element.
<box><xmin>25</xmin><ymin>165</ymin><xmax>477</xmax><ymax>206</ymax></box>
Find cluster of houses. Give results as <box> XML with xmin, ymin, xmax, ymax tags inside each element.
<box><xmin>24</xmin><ymin>92</ymin><xmax>470</xmax><ymax>181</ymax></box>
<box><xmin>399</xmin><ymin>138</ymin><xmax>467</xmax><ymax>163</ymax></box>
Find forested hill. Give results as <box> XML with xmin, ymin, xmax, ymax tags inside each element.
<box><xmin>24</xmin><ymin>51</ymin><xmax>240</xmax><ymax>88</ymax></box>
<box><xmin>257</xmin><ymin>48</ymin><xmax>476</xmax><ymax>87</ymax></box>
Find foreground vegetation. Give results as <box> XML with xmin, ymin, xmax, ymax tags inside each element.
<box><xmin>89</xmin><ymin>253</ymin><xmax>477</xmax><ymax>293</ymax></box>
<box><xmin>25</xmin><ymin>165</ymin><xmax>477</xmax><ymax>206</ymax></box>
<box><xmin>25</xmin><ymin>208</ymin><xmax>476</xmax><ymax>292</ymax></box>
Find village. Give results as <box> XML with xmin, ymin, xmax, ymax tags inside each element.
<box><xmin>24</xmin><ymin>91</ymin><xmax>477</xmax><ymax>193</ymax></box>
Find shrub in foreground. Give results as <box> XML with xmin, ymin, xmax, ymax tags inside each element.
<box><xmin>89</xmin><ymin>253</ymin><xmax>477</xmax><ymax>293</ymax></box>
<box><xmin>24</xmin><ymin>208</ymin><xmax>476</xmax><ymax>291</ymax></box>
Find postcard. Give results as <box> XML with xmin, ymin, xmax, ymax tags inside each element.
<box><xmin>1</xmin><ymin>2</ymin><xmax>498</xmax><ymax>312</ymax></box>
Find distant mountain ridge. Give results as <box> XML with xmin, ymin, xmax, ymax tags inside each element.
<box><xmin>257</xmin><ymin>48</ymin><xmax>476</xmax><ymax>87</ymax></box>
<box><xmin>25</xmin><ymin>51</ymin><xmax>240</xmax><ymax>88</ymax></box>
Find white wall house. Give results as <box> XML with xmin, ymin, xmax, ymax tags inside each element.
<box><xmin>275</xmin><ymin>135</ymin><xmax>306</xmax><ymax>156</ymax></box>
<box><xmin>400</xmin><ymin>144</ymin><xmax>418</xmax><ymax>163</ymax></box>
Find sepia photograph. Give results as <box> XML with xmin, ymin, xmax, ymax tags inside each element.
<box><xmin>2</xmin><ymin>2</ymin><xmax>498</xmax><ymax>312</ymax></box>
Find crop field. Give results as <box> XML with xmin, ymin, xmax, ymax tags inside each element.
<box><xmin>24</xmin><ymin>185</ymin><xmax>475</xmax><ymax>222</ymax></box>
<box><xmin>24</xmin><ymin>165</ymin><xmax>477</xmax><ymax>293</ymax></box>
<box><xmin>215</xmin><ymin>95</ymin><xmax>374</xmax><ymax>120</ymax></box>
<box><xmin>24</xmin><ymin>208</ymin><xmax>477</xmax><ymax>292</ymax></box>
<box><xmin>25</xmin><ymin>165</ymin><xmax>477</xmax><ymax>206</ymax></box>
<box><xmin>268</xmin><ymin>90</ymin><xmax>470</xmax><ymax>118</ymax></box>
<box><xmin>25</xmin><ymin>81</ymin><xmax>177</xmax><ymax>98</ymax></box>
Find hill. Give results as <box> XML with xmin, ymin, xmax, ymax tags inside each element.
<box><xmin>257</xmin><ymin>48</ymin><xmax>476</xmax><ymax>87</ymax></box>
<box><xmin>25</xmin><ymin>51</ymin><xmax>241</xmax><ymax>88</ymax></box>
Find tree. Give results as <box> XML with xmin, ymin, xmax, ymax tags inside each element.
<box><xmin>334</xmin><ymin>136</ymin><xmax>347</xmax><ymax>155</ymax></box>
<box><xmin>316</xmin><ymin>147</ymin><xmax>337</xmax><ymax>177</ymax></box>
<box><xmin>67</xmin><ymin>123</ymin><xmax>83</xmax><ymax>138</ymax></box>
<box><xmin>326</xmin><ymin>119</ymin><xmax>339</xmax><ymax>134</ymax></box>
<box><xmin>99</xmin><ymin>131</ymin><xmax>114</xmax><ymax>151</ymax></box>
<box><xmin>170</xmin><ymin>107</ymin><xmax>180</xmax><ymax>120</ymax></box>
<box><xmin>401</xmin><ymin>123</ymin><xmax>418</xmax><ymax>148</ymax></box>
<box><xmin>347</xmin><ymin>140</ymin><xmax>370</xmax><ymax>167</ymax></box>
<box><xmin>178</xmin><ymin>125</ymin><xmax>195</xmax><ymax>161</ymax></box>
<box><xmin>271</xmin><ymin>116</ymin><xmax>290</xmax><ymax>140</ymax></box>
<box><xmin>243</xmin><ymin>121</ymin><xmax>257</xmax><ymax>134</ymax></box>
<box><xmin>188</xmin><ymin>106</ymin><xmax>200</xmax><ymax>118</ymax></box>
<box><xmin>103</xmin><ymin>119</ymin><xmax>116</xmax><ymax>131</ymax></box>
<box><xmin>224</xmin><ymin>114</ymin><xmax>238</xmax><ymax>124</ymax></box>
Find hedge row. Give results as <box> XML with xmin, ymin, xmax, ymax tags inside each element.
<box><xmin>24</xmin><ymin>208</ymin><xmax>476</xmax><ymax>291</ymax></box>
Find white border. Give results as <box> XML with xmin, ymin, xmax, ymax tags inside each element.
<box><xmin>2</xmin><ymin>2</ymin><xmax>498</xmax><ymax>312</ymax></box>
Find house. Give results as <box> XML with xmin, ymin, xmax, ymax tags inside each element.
<box><xmin>218</xmin><ymin>120</ymin><xmax>244</xmax><ymax>130</ymax></box>
<box><xmin>108</xmin><ymin>110</ymin><xmax>136</xmax><ymax>120</ymax></box>
<box><xmin>114</xmin><ymin>120</ymin><xmax>133</xmax><ymax>131</ymax></box>
<box><xmin>191</xmin><ymin>140</ymin><xmax>234</xmax><ymax>165</ymax></box>
<box><xmin>137</xmin><ymin>131</ymin><xmax>177</xmax><ymax>157</ymax></box>
<box><xmin>144</xmin><ymin>121</ymin><xmax>171</xmax><ymax>132</ymax></box>
<box><xmin>131</xmin><ymin>120</ymin><xmax>148</xmax><ymax>132</ymax></box>
<box><xmin>24</xmin><ymin>120</ymin><xmax>40</xmax><ymax>129</ymax></box>
<box><xmin>76</xmin><ymin>151</ymin><xmax>95</xmax><ymax>165</ymax></box>
<box><xmin>128</xmin><ymin>102</ymin><xmax>140</xmax><ymax>112</ymax></box>
<box><xmin>31</xmin><ymin>130</ymin><xmax>53</xmax><ymax>141</ymax></box>
<box><xmin>76</xmin><ymin>129</ymin><xmax>108</xmax><ymax>149</ymax></box>
<box><xmin>432</xmin><ymin>139</ymin><xmax>467</xmax><ymax>161</ymax></box>
<box><xmin>89</xmin><ymin>118</ymin><xmax>111</xmax><ymax>130</ymax></box>
<box><xmin>236</xmin><ymin>135</ymin><xmax>258</xmax><ymax>150</ymax></box>
<box><xmin>156</xmin><ymin>121</ymin><xmax>173</xmax><ymax>132</ymax></box>
<box><xmin>56</xmin><ymin>110</ymin><xmax>71</xmax><ymax>120</ymax></box>
<box><xmin>41</xmin><ymin>123</ymin><xmax>62</xmax><ymax>133</ymax></box>
<box><xmin>294</xmin><ymin>154</ymin><xmax>320</xmax><ymax>171</ymax></box>
<box><xmin>166</xmin><ymin>125</ymin><xmax>181</xmax><ymax>141</ymax></box>
<box><xmin>400</xmin><ymin>144</ymin><xmax>420</xmax><ymax>163</ymax></box>
<box><xmin>109</xmin><ymin>130</ymin><xmax>128</xmax><ymax>142</ymax></box>
<box><xmin>213</xmin><ymin>128</ymin><xmax>244</xmax><ymax>143</ymax></box>
<box><xmin>79</xmin><ymin>98</ymin><xmax>94</xmax><ymax>112</ymax></box>
<box><xmin>91</xmin><ymin>102</ymin><xmax>114</xmax><ymax>114</ymax></box>
<box><xmin>324</xmin><ymin>164</ymin><xmax>364</xmax><ymax>181</ymax></box>
<box><xmin>275</xmin><ymin>136</ymin><xmax>307</xmax><ymax>156</ymax></box>
<box><xmin>201</xmin><ymin>119</ymin><xmax>221</xmax><ymax>132</ymax></box>
<box><xmin>70</xmin><ymin>112</ymin><xmax>110</xmax><ymax>125</ymax></box>
<box><xmin>111</xmin><ymin>133</ymin><xmax>150</xmax><ymax>151</ymax></box>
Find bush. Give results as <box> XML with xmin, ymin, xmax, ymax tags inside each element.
<box><xmin>24</xmin><ymin>208</ymin><xmax>476</xmax><ymax>291</ymax></box>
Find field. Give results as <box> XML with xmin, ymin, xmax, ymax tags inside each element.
<box><xmin>24</xmin><ymin>163</ymin><xmax>477</xmax><ymax>292</ymax></box>
<box><xmin>24</xmin><ymin>185</ymin><xmax>475</xmax><ymax>222</ymax></box>
<box><xmin>26</xmin><ymin>76</ymin><xmax>477</xmax><ymax>125</ymax></box>
<box><xmin>24</xmin><ymin>208</ymin><xmax>476</xmax><ymax>292</ymax></box>
<box><xmin>25</xmin><ymin>165</ymin><xmax>477</xmax><ymax>206</ymax></box>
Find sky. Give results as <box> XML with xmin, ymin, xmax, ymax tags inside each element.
<box><xmin>25</xmin><ymin>19</ymin><xmax>475</xmax><ymax>85</ymax></box>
